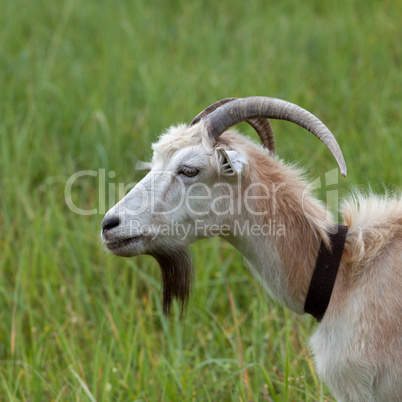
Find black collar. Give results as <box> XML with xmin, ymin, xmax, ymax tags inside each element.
<box><xmin>304</xmin><ymin>224</ymin><xmax>348</xmax><ymax>322</ymax></box>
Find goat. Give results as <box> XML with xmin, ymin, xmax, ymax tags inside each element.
<box><xmin>101</xmin><ymin>97</ymin><xmax>402</xmax><ymax>401</ymax></box>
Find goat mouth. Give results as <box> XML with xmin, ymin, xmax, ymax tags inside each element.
<box><xmin>105</xmin><ymin>235</ymin><xmax>146</xmax><ymax>252</ymax></box>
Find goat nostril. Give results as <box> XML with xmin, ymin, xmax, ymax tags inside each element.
<box><xmin>102</xmin><ymin>215</ymin><xmax>120</xmax><ymax>231</ymax></box>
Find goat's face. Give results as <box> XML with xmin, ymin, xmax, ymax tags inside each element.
<box><xmin>102</xmin><ymin>124</ymin><xmax>248</xmax><ymax>257</ymax></box>
<box><xmin>102</xmin><ymin>123</ymin><xmax>248</xmax><ymax>245</ymax></box>
<box><xmin>101</xmin><ymin>123</ymin><xmax>249</xmax><ymax>258</ymax></box>
<box><xmin>101</xmin><ymin>123</ymin><xmax>250</xmax><ymax>315</ymax></box>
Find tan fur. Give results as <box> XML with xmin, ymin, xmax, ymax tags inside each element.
<box><xmin>214</xmin><ymin>131</ymin><xmax>331</xmax><ymax>310</ymax></box>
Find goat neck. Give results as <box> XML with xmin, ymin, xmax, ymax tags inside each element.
<box><xmin>224</xmin><ymin>151</ymin><xmax>332</xmax><ymax>314</ymax></box>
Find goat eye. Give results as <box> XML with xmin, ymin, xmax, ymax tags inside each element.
<box><xmin>180</xmin><ymin>166</ymin><xmax>199</xmax><ymax>177</ymax></box>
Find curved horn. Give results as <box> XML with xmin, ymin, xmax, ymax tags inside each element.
<box><xmin>190</xmin><ymin>98</ymin><xmax>237</xmax><ymax>126</ymax></box>
<box><xmin>202</xmin><ymin>96</ymin><xmax>347</xmax><ymax>177</ymax></box>
<box><xmin>190</xmin><ymin>98</ymin><xmax>275</xmax><ymax>152</ymax></box>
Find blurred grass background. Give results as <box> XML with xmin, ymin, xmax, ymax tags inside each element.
<box><xmin>0</xmin><ymin>0</ymin><xmax>401</xmax><ymax>400</ymax></box>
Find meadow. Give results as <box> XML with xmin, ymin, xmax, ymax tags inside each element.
<box><xmin>0</xmin><ymin>0</ymin><xmax>401</xmax><ymax>400</ymax></box>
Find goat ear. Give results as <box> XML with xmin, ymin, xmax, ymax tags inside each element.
<box><xmin>215</xmin><ymin>147</ymin><xmax>248</xmax><ymax>176</ymax></box>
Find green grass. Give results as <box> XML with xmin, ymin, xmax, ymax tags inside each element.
<box><xmin>0</xmin><ymin>0</ymin><xmax>401</xmax><ymax>400</ymax></box>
